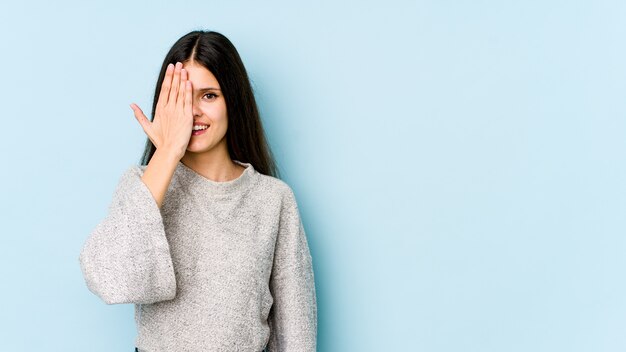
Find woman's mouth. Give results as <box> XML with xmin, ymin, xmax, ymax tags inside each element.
<box><xmin>192</xmin><ymin>125</ymin><xmax>209</xmax><ymax>136</ymax></box>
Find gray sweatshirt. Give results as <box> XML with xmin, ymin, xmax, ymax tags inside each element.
<box><xmin>78</xmin><ymin>160</ymin><xmax>317</xmax><ymax>352</ymax></box>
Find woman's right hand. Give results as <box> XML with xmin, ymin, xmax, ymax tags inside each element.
<box><xmin>130</xmin><ymin>61</ymin><xmax>193</xmax><ymax>160</ymax></box>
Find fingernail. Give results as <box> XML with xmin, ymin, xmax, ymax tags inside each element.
<box><xmin>167</xmin><ymin>63</ymin><xmax>174</xmax><ymax>70</ymax></box>
<box><xmin>176</xmin><ymin>62</ymin><xmax>182</xmax><ymax>68</ymax></box>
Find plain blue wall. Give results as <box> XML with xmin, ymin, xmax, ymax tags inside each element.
<box><xmin>1</xmin><ymin>0</ymin><xmax>625</xmax><ymax>351</ymax></box>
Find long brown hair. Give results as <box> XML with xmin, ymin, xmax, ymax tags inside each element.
<box><xmin>139</xmin><ymin>30</ymin><xmax>280</xmax><ymax>178</ymax></box>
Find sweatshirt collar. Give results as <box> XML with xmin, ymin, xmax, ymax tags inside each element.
<box><xmin>176</xmin><ymin>159</ymin><xmax>257</xmax><ymax>195</ymax></box>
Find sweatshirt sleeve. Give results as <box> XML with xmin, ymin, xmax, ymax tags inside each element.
<box><xmin>78</xmin><ymin>165</ymin><xmax>177</xmax><ymax>305</ymax></box>
<box><xmin>266</xmin><ymin>187</ymin><xmax>318</xmax><ymax>352</ymax></box>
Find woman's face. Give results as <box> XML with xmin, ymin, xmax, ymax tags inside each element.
<box><xmin>182</xmin><ymin>61</ymin><xmax>228</xmax><ymax>155</ymax></box>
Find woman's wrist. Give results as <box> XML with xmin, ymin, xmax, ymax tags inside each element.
<box><xmin>154</xmin><ymin>147</ymin><xmax>183</xmax><ymax>164</ymax></box>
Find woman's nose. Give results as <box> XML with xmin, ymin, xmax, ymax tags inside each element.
<box><xmin>192</xmin><ymin>102</ymin><xmax>201</xmax><ymax>117</ymax></box>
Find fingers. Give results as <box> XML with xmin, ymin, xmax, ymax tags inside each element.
<box><xmin>130</xmin><ymin>103</ymin><xmax>151</xmax><ymax>132</ymax></box>
<box><xmin>159</xmin><ymin>63</ymin><xmax>174</xmax><ymax>106</ymax></box>
<box><xmin>184</xmin><ymin>79</ymin><xmax>192</xmax><ymax>117</ymax></box>
<box><xmin>130</xmin><ymin>103</ymin><xmax>158</xmax><ymax>148</ymax></box>
<box><xmin>168</xmin><ymin>62</ymin><xmax>182</xmax><ymax>105</ymax></box>
<box><xmin>177</xmin><ymin>68</ymin><xmax>188</xmax><ymax>110</ymax></box>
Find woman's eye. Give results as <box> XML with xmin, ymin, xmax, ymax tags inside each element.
<box><xmin>203</xmin><ymin>93</ymin><xmax>217</xmax><ymax>99</ymax></box>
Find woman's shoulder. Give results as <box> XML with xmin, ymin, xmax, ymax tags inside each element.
<box><xmin>254</xmin><ymin>173</ymin><xmax>299</xmax><ymax>204</ymax></box>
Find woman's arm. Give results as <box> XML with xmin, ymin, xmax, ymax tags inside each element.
<box><xmin>78</xmin><ymin>150</ymin><xmax>180</xmax><ymax>305</ymax></box>
<box><xmin>141</xmin><ymin>148</ymin><xmax>180</xmax><ymax>209</ymax></box>
<box><xmin>267</xmin><ymin>187</ymin><xmax>318</xmax><ymax>351</ymax></box>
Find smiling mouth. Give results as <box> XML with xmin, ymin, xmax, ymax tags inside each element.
<box><xmin>191</xmin><ymin>125</ymin><xmax>209</xmax><ymax>135</ymax></box>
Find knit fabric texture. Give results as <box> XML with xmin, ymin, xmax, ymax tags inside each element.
<box><xmin>78</xmin><ymin>160</ymin><xmax>317</xmax><ymax>351</ymax></box>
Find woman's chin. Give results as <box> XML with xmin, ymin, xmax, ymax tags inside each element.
<box><xmin>186</xmin><ymin>143</ymin><xmax>213</xmax><ymax>153</ymax></box>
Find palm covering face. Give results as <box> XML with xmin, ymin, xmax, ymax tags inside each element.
<box><xmin>130</xmin><ymin>61</ymin><xmax>194</xmax><ymax>159</ymax></box>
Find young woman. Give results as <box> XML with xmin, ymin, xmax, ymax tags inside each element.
<box><xmin>78</xmin><ymin>30</ymin><xmax>317</xmax><ymax>352</ymax></box>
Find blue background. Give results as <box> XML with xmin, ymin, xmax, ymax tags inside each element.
<box><xmin>1</xmin><ymin>0</ymin><xmax>625</xmax><ymax>351</ymax></box>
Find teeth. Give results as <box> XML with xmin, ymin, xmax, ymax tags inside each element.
<box><xmin>193</xmin><ymin>125</ymin><xmax>209</xmax><ymax>131</ymax></box>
